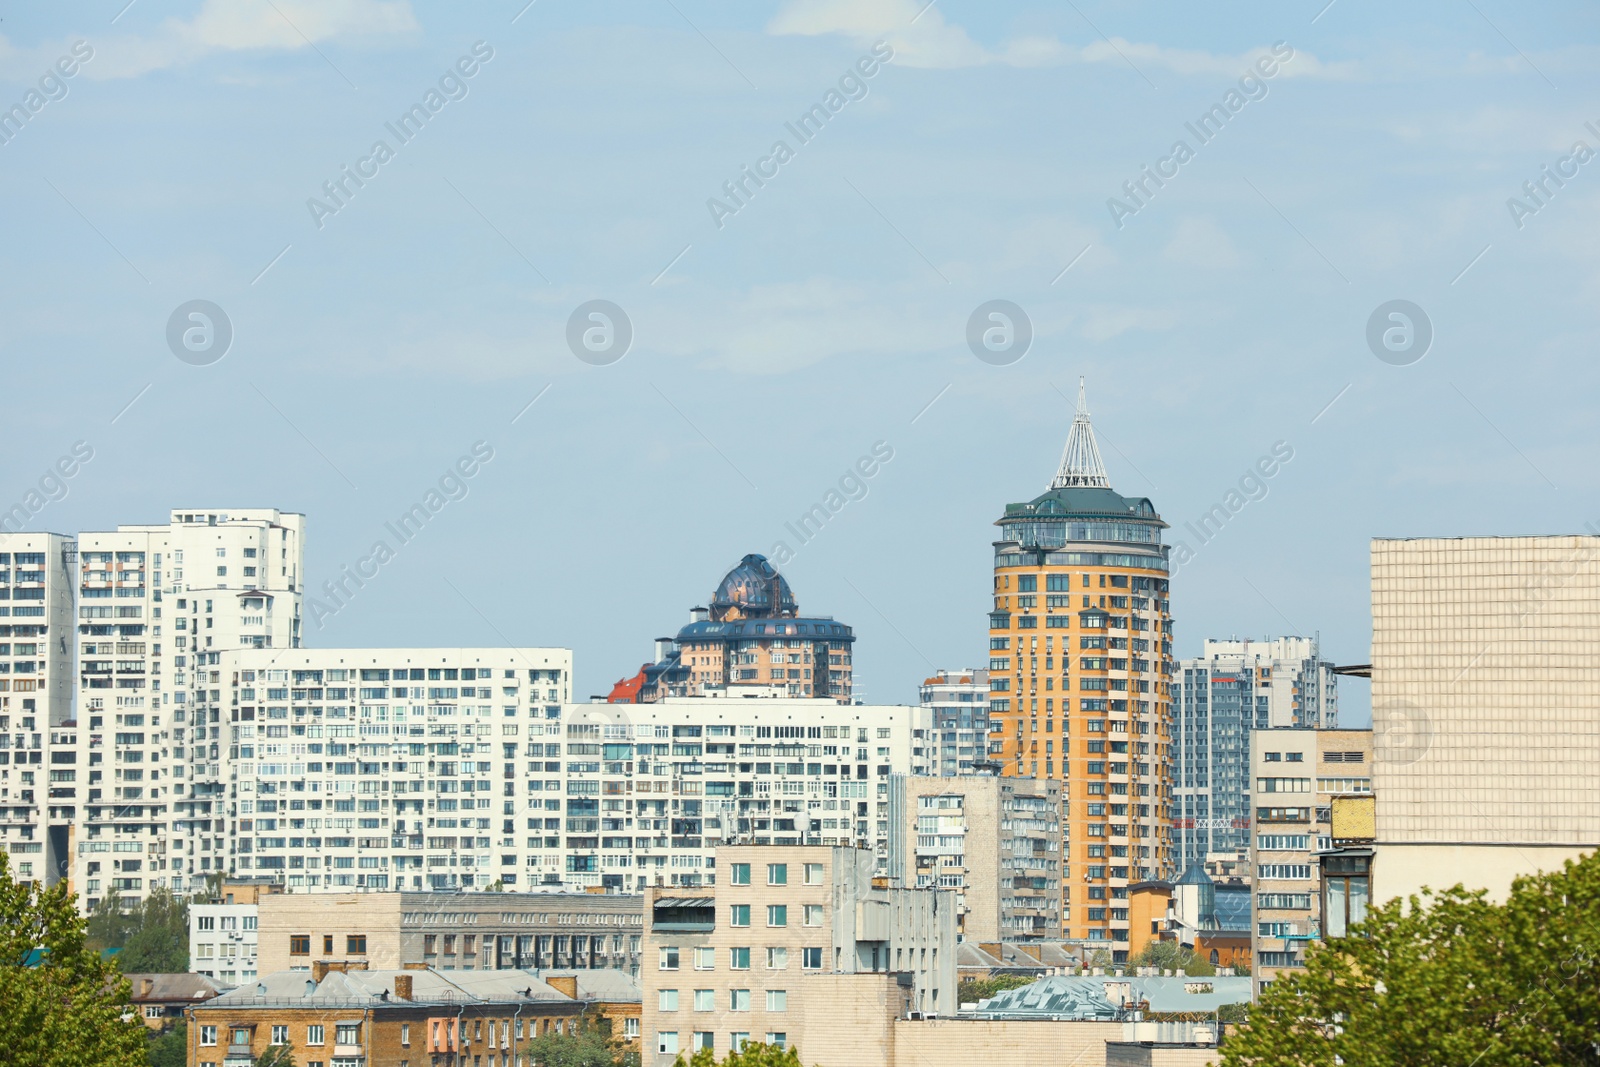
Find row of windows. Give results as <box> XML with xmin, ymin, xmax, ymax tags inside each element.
<box><xmin>659</xmin><ymin>988</ymin><xmax>789</xmax><ymax>1012</ymax></box>
<box><xmin>727</xmin><ymin>904</ymin><xmax>824</xmax><ymax>928</ymax></box>
<box><xmin>726</xmin><ymin>862</ymin><xmax>823</xmax><ymax>886</ymax></box>
<box><xmin>287</xmin><ymin>934</ymin><xmax>365</xmax><ymax>956</ymax></box>
<box><xmin>659</xmin><ymin>946</ymin><xmax>824</xmax><ymax>970</ymax></box>
<box><xmin>658</xmin><ymin>1032</ymin><xmax>786</xmax><ymax>1055</ymax></box>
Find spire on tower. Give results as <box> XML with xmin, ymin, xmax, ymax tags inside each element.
<box><xmin>1051</xmin><ymin>377</ymin><xmax>1111</xmax><ymax>490</ymax></box>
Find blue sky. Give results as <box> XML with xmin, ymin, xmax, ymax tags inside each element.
<box><xmin>4</xmin><ymin>0</ymin><xmax>1599</xmax><ymax>722</ymax></box>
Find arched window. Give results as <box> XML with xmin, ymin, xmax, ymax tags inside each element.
<box><xmin>1209</xmin><ymin>950</ymin><xmax>1220</xmax><ymax>966</ymax></box>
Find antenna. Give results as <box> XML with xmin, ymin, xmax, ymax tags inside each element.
<box><xmin>1051</xmin><ymin>378</ymin><xmax>1111</xmax><ymax>489</ymax></box>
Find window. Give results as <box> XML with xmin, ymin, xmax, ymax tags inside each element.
<box><xmin>233</xmin><ymin>1029</ymin><xmax>251</xmax><ymax>1047</ymax></box>
<box><xmin>144</xmin><ymin>1006</ymin><xmax>162</xmax><ymax>1019</ymax></box>
<box><xmin>730</xmin><ymin>947</ymin><xmax>750</xmax><ymax>970</ymax></box>
<box><xmin>730</xmin><ymin>989</ymin><xmax>751</xmax><ymax>1012</ymax></box>
<box><xmin>346</xmin><ymin>935</ymin><xmax>367</xmax><ymax>954</ymax></box>
<box><xmin>307</xmin><ymin>1024</ymin><xmax>325</xmax><ymax>1045</ymax></box>
<box><xmin>693</xmin><ymin>946</ymin><xmax>715</xmax><ymax>970</ymax></box>
<box><xmin>730</xmin><ymin>863</ymin><xmax>751</xmax><ymax>885</ymax></box>
<box><xmin>767</xmin><ymin>864</ymin><xmax>787</xmax><ymax>886</ymax></box>
<box><xmin>659</xmin><ymin>990</ymin><xmax>679</xmax><ymax>1011</ymax></box>
<box><xmin>289</xmin><ymin>934</ymin><xmax>310</xmax><ymax>956</ymax></box>
<box><xmin>659</xmin><ymin>946</ymin><xmax>680</xmax><ymax>970</ymax></box>
<box><xmin>694</xmin><ymin>989</ymin><xmax>715</xmax><ymax>1011</ymax></box>
<box><xmin>766</xmin><ymin>1033</ymin><xmax>788</xmax><ymax>1049</ymax></box>
<box><xmin>657</xmin><ymin>1032</ymin><xmax>679</xmax><ymax>1055</ymax></box>
<box><xmin>693</xmin><ymin>1032</ymin><xmax>714</xmax><ymax>1052</ymax></box>
<box><xmin>803</xmin><ymin>904</ymin><xmax>822</xmax><ymax>927</ymax></box>
<box><xmin>803</xmin><ymin>862</ymin><xmax>823</xmax><ymax>885</ymax></box>
<box><xmin>766</xmin><ymin>905</ymin><xmax>787</xmax><ymax>927</ymax></box>
<box><xmin>266</xmin><ymin>1025</ymin><xmax>287</xmax><ymax>1045</ymax></box>
<box><xmin>765</xmin><ymin>990</ymin><xmax>787</xmax><ymax>1012</ymax></box>
<box><xmin>200</xmin><ymin>1026</ymin><xmax>218</xmax><ymax>1046</ymax></box>
<box><xmin>766</xmin><ymin>947</ymin><xmax>788</xmax><ymax>969</ymax></box>
<box><xmin>731</xmin><ymin>1033</ymin><xmax>749</xmax><ymax>1053</ymax></box>
<box><xmin>729</xmin><ymin>904</ymin><xmax>750</xmax><ymax>927</ymax></box>
<box><xmin>624</xmin><ymin>1019</ymin><xmax>640</xmax><ymax>1039</ymax></box>
<box><xmin>336</xmin><ymin>1024</ymin><xmax>359</xmax><ymax>1044</ymax></box>
<box><xmin>802</xmin><ymin>947</ymin><xmax>823</xmax><ymax>969</ymax></box>
<box><xmin>324</xmin><ymin>935</ymin><xmax>335</xmax><ymax>954</ymax></box>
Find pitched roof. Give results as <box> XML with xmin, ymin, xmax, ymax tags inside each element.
<box><xmin>124</xmin><ymin>973</ymin><xmax>227</xmax><ymax>1002</ymax></box>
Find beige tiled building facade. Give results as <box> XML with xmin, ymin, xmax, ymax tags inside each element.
<box><xmin>1372</xmin><ymin>536</ymin><xmax>1600</xmax><ymax>902</ymax></box>
<box><xmin>641</xmin><ymin>844</ymin><xmax>956</xmax><ymax>1064</ymax></box>
<box><xmin>887</xmin><ymin>775</ymin><xmax>1062</xmax><ymax>942</ymax></box>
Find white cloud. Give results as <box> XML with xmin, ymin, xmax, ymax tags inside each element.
<box><xmin>1162</xmin><ymin>217</ymin><xmax>1245</xmax><ymax>269</ymax></box>
<box><xmin>0</xmin><ymin>0</ymin><xmax>416</xmax><ymax>82</ymax></box>
<box><xmin>768</xmin><ymin>0</ymin><xmax>1356</xmax><ymax>78</ymax></box>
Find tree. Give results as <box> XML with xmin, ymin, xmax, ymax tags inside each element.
<box><xmin>1129</xmin><ymin>940</ymin><xmax>1216</xmax><ymax>976</ymax></box>
<box><xmin>253</xmin><ymin>1046</ymin><xmax>298</xmax><ymax>1067</ymax></box>
<box><xmin>957</xmin><ymin>973</ymin><xmax>1035</xmax><ymax>1004</ymax></box>
<box><xmin>674</xmin><ymin>1042</ymin><xmax>803</xmax><ymax>1067</ymax></box>
<box><xmin>1223</xmin><ymin>850</ymin><xmax>1600</xmax><ymax>1067</ymax></box>
<box><xmin>147</xmin><ymin>1020</ymin><xmax>187</xmax><ymax>1067</ymax></box>
<box><xmin>524</xmin><ymin>1014</ymin><xmax>638</xmax><ymax>1067</ymax></box>
<box><xmin>89</xmin><ymin>887</ymin><xmax>189</xmax><ymax>972</ymax></box>
<box><xmin>0</xmin><ymin>852</ymin><xmax>148</xmax><ymax>1067</ymax></box>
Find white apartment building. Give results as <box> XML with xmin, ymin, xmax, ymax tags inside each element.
<box><xmin>190</xmin><ymin>899</ymin><xmax>262</xmax><ymax>986</ymax></box>
<box><xmin>1174</xmin><ymin>637</ymin><xmax>1338</xmax><ymax>872</ymax></box>
<box><xmin>72</xmin><ymin>509</ymin><xmax>305</xmax><ymax>910</ymax></box>
<box><xmin>1248</xmin><ymin>726</ymin><xmax>1371</xmax><ymax>997</ymax></box>
<box><xmin>0</xmin><ymin>532</ymin><xmax>76</xmax><ymax>886</ymax></box>
<box><xmin>184</xmin><ymin>669</ymin><xmax>927</xmax><ymax>894</ymax></box>
<box><xmin>1373</xmin><ymin>535</ymin><xmax>1600</xmax><ymax>903</ymax></box>
<box><xmin>917</xmin><ymin>669</ymin><xmax>991</xmax><ymax>776</ymax></box>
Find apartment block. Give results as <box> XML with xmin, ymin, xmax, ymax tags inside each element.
<box><xmin>1372</xmin><ymin>535</ymin><xmax>1600</xmax><ymax>903</ymax></box>
<box><xmin>1247</xmin><ymin>727</ymin><xmax>1371</xmax><ymax>996</ymax></box>
<box><xmin>1173</xmin><ymin>637</ymin><xmax>1339</xmax><ymax>871</ymax></box>
<box><xmin>640</xmin><ymin>845</ymin><xmax>956</xmax><ymax>1064</ymax></box>
<box><xmin>255</xmin><ymin>888</ymin><xmax>644</xmax><ymax>976</ymax></box>
<box><xmin>0</xmin><ymin>531</ymin><xmax>75</xmax><ymax>885</ymax></box>
<box><xmin>190</xmin><ymin>882</ymin><xmax>281</xmax><ymax>986</ymax></box>
<box><xmin>190</xmin><ymin>964</ymin><xmax>638</xmax><ymax>1067</ymax></box>
<box><xmin>71</xmin><ymin>508</ymin><xmax>306</xmax><ymax>910</ymax></box>
<box><xmin>919</xmin><ymin>669</ymin><xmax>991</xmax><ymax>776</ymax></box>
<box><xmin>887</xmin><ymin>775</ymin><xmax>1062</xmax><ymax>942</ymax></box>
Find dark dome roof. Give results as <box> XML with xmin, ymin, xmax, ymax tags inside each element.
<box><xmin>710</xmin><ymin>554</ymin><xmax>796</xmax><ymax>620</ymax></box>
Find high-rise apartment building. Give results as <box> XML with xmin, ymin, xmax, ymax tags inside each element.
<box><xmin>1174</xmin><ymin>638</ymin><xmax>1338</xmax><ymax>871</ymax></box>
<box><xmin>1372</xmin><ymin>535</ymin><xmax>1600</xmax><ymax>903</ymax></box>
<box><xmin>608</xmin><ymin>554</ymin><xmax>855</xmax><ymax>704</ymax></box>
<box><xmin>918</xmin><ymin>669</ymin><xmax>990</xmax><ymax>776</ymax></box>
<box><xmin>0</xmin><ymin>532</ymin><xmax>76</xmax><ymax>886</ymax></box>
<box><xmin>1247</xmin><ymin>726</ymin><xmax>1371</xmax><ymax>996</ymax></box>
<box><xmin>887</xmin><ymin>774</ymin><xmax>1062</xmax><ymax>941</ymax></box>
<box><xmin>988</xmin><ymin>383</ymin><xmax>1175</xmax><ymax>955</ymax></box>
<box><xmin>70</xmin><ymin>509</ymin><xmax>305</xmax><ymax>910</ymax></box>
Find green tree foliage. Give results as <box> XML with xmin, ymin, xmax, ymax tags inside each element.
<box><xmin>673</xmin><ymin>1041</ymin><xmax>804</xmax><ymax>1067</ymax></box>
<box><xmin>1224</xmin><ymin>851</ymin><xmax>1600</xmax><ymax>1067</ymax></box>
<box><xmin>1129</xmin><ymin>940</ymin><xmax>1218</xmax><ymax>976</ymax></box>
<box><xmin>0</xmin><ymin>852</ymin><xmax>148</xmax><ymax>1067</ymax></box>
<box><xmin>957</xmin><ymin>973</ymin><xmax>1035</xmax><ymax>1003</ymax></box>
<box><xmin>253</xmin><ymin>1046</ymin><xmax>298</xmax><ymax>1067</ymax></box>
<box><xmin>524</xmin><ymin>1014</ymin><xmax>639</xmax><ymax>1067</ymax></box>
<box><xmin>89</xmin><ymin>887</ymin><xmax>190</xmax><ymax>972</ymax></box>
<box><xmin>146</xmin><ymin>1020</ymin><xmax>187</xmax><ymax>1067</ymax></box>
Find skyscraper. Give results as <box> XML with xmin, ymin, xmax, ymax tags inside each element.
<box><xmin>918</xmin><ymin>668</ymin><xmax>990</xmax><ymax>776</ymax></box>
<box><xmin>987</xmin><ymin>382</ymin><xmax>1175</xmax><ymax>955</ymax></box>
<box><xmin>1173</xmin><ymin>637</ymin><xmax>1338</xmax><ymax>871</ymax></box>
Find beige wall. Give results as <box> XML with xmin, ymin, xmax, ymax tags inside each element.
<box><xmin>258</xmin><ymin>893</ymin><xmax>404</xmax><ymax>973</ymax></box>
<box><xmin>1375</xmin><ymin>843</ymin><xmax>1594</xmax><ymax>905</ymax></box>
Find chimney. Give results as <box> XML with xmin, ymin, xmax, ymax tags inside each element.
<box><xmin>545</xmin><ymin>975</ymin><xmax>577</xmax><ymax>999</ymax></box>
<box><xmin>403</xmin><ymin>961</ymin><xmax>430</xmax><ymax>971</ymax></box>
<box><xmin>139</xmin><ymin>978</ymin><xmax>153</xmax><ymax>998</ymax></box>
<box><xmin>654</xmin><ymin>638</ymin><xmax>674</xmax><ymax>663</ymax></box>
<box><xmin>394</xmin><ymin>975</ymin><xmax>413</xmax><ymax>1001</ymax></box>
<box><xmin>312</xmin><ymin>961</ymin><xmax>330</xmax><ymax>982</ymax></box>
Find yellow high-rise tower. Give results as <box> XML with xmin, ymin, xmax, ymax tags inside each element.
<box><xmin>988</xmin><ymin>380</ymin><xmax>1174</xmax><ymax>957</ymax></box>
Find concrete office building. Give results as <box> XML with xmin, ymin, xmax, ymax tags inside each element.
<box><xmin>255</xmin><ymin>888</ymin><xmax>644</xmax><ymax>976</ymax></box>
<box><xmin>189</xmin><ymin>881</ymin><xmax>282</xmax><ymax>987</ymax></box>
<box><xmin>70</xmin><ymin>508</ymin><xmax>306</xmax><ymax>910</ymax></box>
<box><xmin>1173</xmin><ymin>638</ymin><xmax>1339</xmax><ymax>871</ymax></box>
<box><xmin>919</xmin><ymin>669</ymin><xmax>991</xmax><ymax>776</ymax></box>
<box><xmin>640</xmin><ymin>844</ymin><xmax>956</xmax><ymax>1064</ymax></box>
<box><xmin>1247</xmin><ymin>727</ymin><xmax>1371</xmax><ymax>996</ymax></box>
<box><xmin>888</xmin><ymin>775</ymin><xmax>1062</xmax><ymax>942</ymax></box>
<box><xmin>0</xmin><ymin>532</ymin><xmax>76</xmax><ymax>886</ymax></box>
<box><xmin>1372</xmin><ymin>535</ymin><xmax>1600</xmax><ymax>904</ymax></box>
<box><xmin>988</xmin><ymin>382</ymin><xmax>1176</xmax><ymax>950</ymax></box>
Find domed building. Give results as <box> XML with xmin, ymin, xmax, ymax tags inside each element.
<box><xmin>607</xmin><ymin>554</ymin><xmax>856</xmax><ymax>703</ymax></box>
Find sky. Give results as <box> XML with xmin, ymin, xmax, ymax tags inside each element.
<box><xmin>4</xmin><ymin>1</ymin><xmax>1600</xmax><ymax>725</ymax></box>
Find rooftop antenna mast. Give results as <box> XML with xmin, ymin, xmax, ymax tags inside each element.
<box><xmin>1051</xmin><ymin>377</ymin><xmax>1110</xmax><ymax>489</ymax></box>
